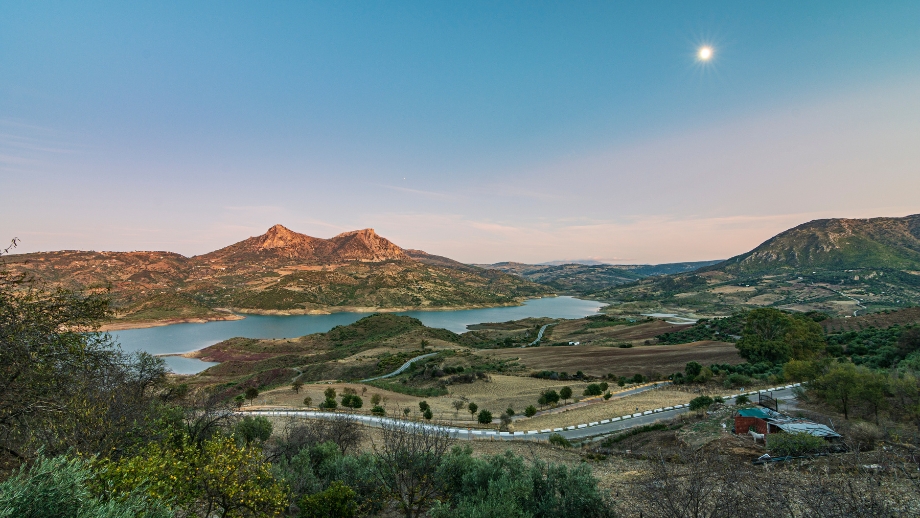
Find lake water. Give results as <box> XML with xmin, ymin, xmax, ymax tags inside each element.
<box><xmin>113</xmin><ymin>296</ymin><xmax>605</xmax><ymax>374</ymax></box>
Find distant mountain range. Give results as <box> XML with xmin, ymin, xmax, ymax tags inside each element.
<box><xmin>476</xmin><ymin>260</ymin><xmax>722</xmax><ymax>294</ymax></box>
<box><xmin>596</xmin><ymin>214</ymin><xmax>920</xmax><ymax>318</ymax></box>
<box><xmin>3</xmin><ymin>225</ymin><xmax>550</xmax><ymax>328</ymax></box>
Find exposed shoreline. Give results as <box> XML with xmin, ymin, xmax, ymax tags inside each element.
<box><xmin>98</xmin><ymin>295</ymin><xmax>559</xmax><ymax>331</ymax></box>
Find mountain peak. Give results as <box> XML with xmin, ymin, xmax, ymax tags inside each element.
<box><xmin>257</xmin><ymin>224</ymin><xmax>316</xmax><ymax>251</ymax></box>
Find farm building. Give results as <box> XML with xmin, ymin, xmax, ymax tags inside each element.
<box><xmin>733</xmin><ymin>407</ymin><xmax>841</xmax><ymax>439</ymax></box>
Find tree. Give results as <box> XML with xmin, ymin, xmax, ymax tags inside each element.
<box><xmin>499</xmin><ymin>412</ymin><xmax>513</xmax><ymax>431</ymax></box>
<box><xmin>299</xmin><ymin>480</ymin><xmax>359</xmax><ymax>518</ymax></box>
<box><xmin>372</xmin><ymin>406</ymin><xmax>386</xmax><ymax>416</ymax></box>
<box><xmin>321</xmin><ymin>398</ymin><xmax>338</xmax><ymax>410</ymax></box>
<box><xmin>419</xmin><ymin>401</ymin><xmax>430</xmax><ymax>413</ymax></box>
<box><xmin>685</xmin><ymin>361</ymin><xmax>703</xmax><ymax>377</ymax></box>
<box><xmin>560</xmin><ymin>386</ymin><xmax>573</xmax><ymax>404</ymax></box>
<box><xmin>403</xmin><ymin>408</ymin><xmax>412</xmax><ymax>418</ymax></box>
<box><xmin>235</xmin><ymin>415</ymin><xmax>273</xmax><ymax>444</ymax></box>
<box><xmin>234</xmin><ymin>394</ymin><xmax>245</xmax><ymax>409</ymax></box>
<box><xmin>303</xmin><ymin>396</ymin><xmax>313</xmax><ymax>407</ymax></box>
<box><xmin>371</xmin><ymin>393</ymin><xmax>382</xmax><ymax>406</ymax></box>
<box><xmin>292</xmin><ymin>380</ymin><xmax>304</xmax><ymax>393</ymax></box>
<box><xmin>599</xmin><ymin>382</ymin><xmax>609</xmax><ymax>392</ymax></box>
<box><xmin>451</xmin><ymin>400</ymin><xmax>465</xmax><ymax>416</ymax></box>
<box><xmin>325</xmin><ymin>387</ymin><xmax>337</xmax><ymax>400</ymax></box>
<box><xmin>524</xmin><ymin>405</ymin><xmax>537</xmax><ymax>417</ymax></box>
<box><xmin>583</xmin><ymin>384</ymin><xmax>603</xmax><ymax>396</ymax></box>
<box><xmin>538</xmin><ymin>394</ymin><xmax>548</xmax><ymax>409</ymax></box>
<box><xmin>736</xmin><ymin>308</ymin><xmax>826</xmax><ymax>364</ymax></box>
<box><xmin>505</xmin><ymin>407</ymin><xmax>515</xmax><ymax>416</ymax></box>
<box><xmin>372</xmin><ymin>420</ymin><xmax>453</xmax><ymax>518</ymax></box>
<box><xmin>812</xmin><ymin>362</ymin><xmax>860</xmax><ymax>419</ymax></box>
<box><xmin>245</xmin><ymin>387</ymin><xmax>259</xmax><ymax>405</ymax></box>
<box><xmin>0</xmin><ymin>260</ymin><xmax>171</xmax><ymax>466</ymax></box>
<box><xmin>467</xmin><ymin>402</ymin><xmax>478</xmax><ymax>419</ymax></box>
<box><xmin>423</xmin><ymin>408</ymin><xmax>433</xmax><ymax>421</ymax></box>
<box><xmin>341</xmin><ymin>394</ymin><xmax>363</xmax><ymax>410</ymax></box>
<box><xmin>477</xmin><ymin>410</ymin><xmax>493</xmax><ymax>425</ymax></box>
<box><xmin>420</xmin><ymin>339</ymin><xmax>430</xmax><ymax>350</ymax></box>
<box><xmin>542</xmin><ymin>389</ymin><xmax>560</xmax><ymax>406</ymax></box>
<box><xmin>689</xmin><ymin>395</ymin><xmax>714</xmax><ymax>414</ymax></box>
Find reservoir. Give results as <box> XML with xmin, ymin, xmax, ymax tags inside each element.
<box><xmin>113</xmin><ymin>296</ymin><xmax>605</xmax><ymax>374</ymax></box>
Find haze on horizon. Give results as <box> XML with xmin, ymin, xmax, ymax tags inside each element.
<box><xmin>2</xmin><ymin>2</ymin><xmax>919</xmax><ymax>264</ymax></box>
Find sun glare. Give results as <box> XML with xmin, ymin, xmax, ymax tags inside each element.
<box><xmin>697</xmin><ymin>46</ymin><xmax>713</xmax><ymax>61</ymax></box>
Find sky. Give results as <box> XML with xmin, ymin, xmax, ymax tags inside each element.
<box><xmin>2</xmin><ymin>1</ymin><xmax>919</xmax><ymax>264</ymax></box>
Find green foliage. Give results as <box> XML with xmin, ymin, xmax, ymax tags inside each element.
<box><xmin>244</xmin><ymin>387</ymin><xmax>259</xmax><ymax>403</ymax></box>
<box><xmin>736</xmin><ymin>308</ymin><xmax>826</xmax><ymax>364</ymax></box>
<box><xmin>524</xmin><ymin>405</ymin><xmax>537</xmax><ymax>417</ymax></box>
<box><xmin>689</xmin><ymin>395</ymin><xmax>714</xmax><ymax>412</ymax></box>
<box><xmin>559</xmin><ymin>386</ymin><xmax>573</xmax><ymax>402</ymax></box>
<box><xmin>364</xmin><ymin>380</ymin><xmax>448</xmax><ymax>397</ymax></box>
<box><xmin>723</xmin><ymin>373</ymin><xmax>752</xmax><ymax>388</ymax></box>
<box><xmin>433</xmin><ymin>447</ymin><xmax>612</xmax><ymax>518</ymax></box>
<box><xmin>603</xmin><ymin>392</ymin><xmax>612</xmax><ymax>400</ymax></box>
<box><xmin>235</xmin><ymin>416</ymin><xmax>273</xmax><ymax>444</ymax></box>
<box><xmin>548</xmin><ymin>433</ymin><xmax>572</xmax><ymax>448</ymax></box>
<box><xmin>827</xmin><ymin>324</ymin><xmax>917</xmax><ymax>369</ymax></box>
<box><xmin>657</xmin><ymin>313</ymin><xmax>746</xmax><ymax>344</ymax></box>
<box><xmin>467</xmin><ymin>402</ymin><xmax>478</xmax><ymax>417</ymax></box>
<box><xmin>94</xmin><ymin>435</ymin><xmax>288</xmax><ymax>517</ymax></box>
<box><xmin>341</xmin><ymin>394</ymin><xmax>363</xmax><ymax>409</ymax></box>
<box><xmin>423</xmin><ymin>408</ymin><xmax>434</xmax><ymax>420</ymax></box>
<box><xmin>685</xmin><ymin>361</ymin><xmax>703</xmax><ymax>377</ymax></box>
<box><xmin>419</xmin><ymin>401</ymin><xmax>430</xmax><ymax>412</ymax></box>
<box><xmin>477</xmin><ymin>410</ymin><xmax>493</xmax><ymax>424</ymax></box>
<box><xmin>319</xmin><ymin>398</ymin><xmax>338</xmax><ymax>410</ymax></box>
<box><xmin>298</xmin><ymin>481</ymin><xmax>358</xmax><ymax>518</ymax></box>
<box><xmin>324</xmin><ymin>387</ymin><xmax>337</xmax><ymax>400</ymax></box>
<box><xmin>583</xmin><ymin>384</ymin><xmax>603</xmax><ymax>396</ymax></box>
<box><xmin>735</xmin><ymin>394</ymin><xmax>751</xmax><ymax>405</ymax></box>
<box><xmin>767</xmin><ymin>432</ymin><xmax>827</xmax><ymax>457</ymax></box>
<box><xmin>371</xmin><ymin>405</ymin><xmax>386</xmax><ymax>416</ymax></box>
<box><xmin>0</xmin><ymin>454</ymin><xmax>170</xmax><ymax>518</ymax></box>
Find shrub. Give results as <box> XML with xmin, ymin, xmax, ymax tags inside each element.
<box><xmin>848</xmin><ymin>421</ymin><xmax>883</xmax><ymax>451</ymax></box>
<box><xmin>320</xmin><ymin>398</ymin><xmax>338</xmax><ymax>410</ymax></box>
<box><xmin>618</xmin><ymin>342</ymin><xmax>633</xmax><ymax>348</ymax></box>
<box><xmin>724</xmin><ymin>373</ymin><xmax>751</xmax><ymax>388</ymax></box>
<box><xmin>341</xmin><ymin>394</ymin><xmax>363</xmax><ymax>409</ymax></box>
<box><xmin>524</xmin><ymin>405</ymin><xmax>537</xmax><ymax>417</ymax></box>
<box><xmin>236</xmin><ymin>416</ymin><xmax>273</xmax><ymax>444</ymax></box>
<box><xmin>603</xmin><ymin>392</ymin><xmax>612</xmax><ymax>400</ymax></box>
<box><xmin>631</xmin><ymin>374</ymin><xmax>645</xmax><ymax>383</ymax></box>
<box><xmin>548</xmin><ymin>433</ymin><xmax>572</xmax><ymax>448</ymax></box>
<box><xmin>583</xmin><ymin>384</ymin><xmax>603</xmax><ymax>396</ymax></box>
<box><xmin>419</xmin><ymin>401</ymin><xmax>430</xmax><ymax>412</ymax></box>
<box><xmin>423</xmin><ymin>408</ymin><xmax>433</xmax><ymax>420</ymax></box>
<box><xmin>685</xmin><ymin>361</ymin><xmax>703</xmax><ymax>377</ymax></box>
<box><xmin>734</xmin><ymin>394</ymin><xmax>751</xmax><ymax>405</ymax></box>
<box><xmin>477</xmin><ymin>409</ymin><xmax>493</xmax><ymax>424</ymax></box>
<box><xmin>599</xmin><ymin>382</ymin><xmax>609</xmax><ymax>392</ymax></box>
<box><xmin>767</xmin><ymin>432</ymin><xmax>827</xmax><ymax>457</ymax></box>
<box><xmin>505</xmin><ymin>407</ymin><xmax>515</xmax><ymax>416</ymax></box>
<box><xmin>299</xmin><ymin>480</ymin><xmax>358</xmax><ymax>518</ymax></box>
<box><xmin>689</xmin><ymin>395</ymin><xmax>714</xmax><ymax>412</ymax></box>
<box><xmin>371</xmin><ymin>405</ymin><xmax>386</xmax><ymax>416</ymax></box>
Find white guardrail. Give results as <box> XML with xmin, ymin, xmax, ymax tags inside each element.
<box><xmin>246</xmin><ymin>384</ymin><xmax>801</xmax><ymax>439</ymax></box>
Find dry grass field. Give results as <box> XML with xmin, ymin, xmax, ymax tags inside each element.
<box><xmin>514</xmin><ymin>388</ymin><xmax>693</xmax><ymax>431</ymax></box>
<box><xmin>475</xmin><ymin>340</ymin><xmax>741</xmax><ymax>378</ymax></box>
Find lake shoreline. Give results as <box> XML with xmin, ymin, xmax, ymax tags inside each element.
<box><xmin>99</xmin><ymin>296</ymin><xmax>558</xmax><ymax>331</ymax></box>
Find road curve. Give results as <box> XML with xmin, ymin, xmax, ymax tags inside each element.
<box><xmin>360</xmin><ymin>352</ymin><xmax>438</xmax><ymax>382</ymax></box>
<box><xmin>245</xmin><ymin>384</ymin><xmax>802</xmax><ymax>442</ymax></box>
<box><xmin>526</xmin><ymin>323</ymin><xmax>555</xmax><ymax>347</ymax></box>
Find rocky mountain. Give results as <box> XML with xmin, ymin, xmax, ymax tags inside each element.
<box><xmin>199</xmin><ymin>225</ymin><xmax>409</xmax><ymax>265</ymax></box>
<box><xmin>2</xmin><ymin>225</ymin><xmax>551</xmax><ymax>327</ymax></box>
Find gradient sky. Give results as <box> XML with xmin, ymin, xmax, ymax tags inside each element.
<box><xmin>2</xmin><ymin>1</ymin><xmax>919</xmax><ymax>264</ymax></box>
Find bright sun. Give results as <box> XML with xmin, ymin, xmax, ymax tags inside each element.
<box><xmin>698</xmin><ymin>46</ymin><xmax>713</xmax><ymax>61</ymax></box>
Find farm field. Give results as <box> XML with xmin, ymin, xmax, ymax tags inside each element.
<box><xmin>475</xmin><ymin>340</ymin><xmax>742</xmax><ymax>378</ymax></box>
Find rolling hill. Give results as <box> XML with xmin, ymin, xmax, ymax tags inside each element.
<box><xmin>593</xmin><ymin>214</ymin><xmax>920</xmax><ymax>318</ymax></box>
<box><xmin>2</xmin><ymin>225</ymin><xmax>551</xmax><ymax>327</ymax></box>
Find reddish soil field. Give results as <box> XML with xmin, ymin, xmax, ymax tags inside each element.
<box><xmin>822</xmin><ymin>307</ymin><xmax>920</xmax><ymax>333</ymax></box>
<box><xmin>475</xmin><ymin>340</ymin><xmax>741</xmax><ymax>378</ymax></box>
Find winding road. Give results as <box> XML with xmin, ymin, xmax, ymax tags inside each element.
<box><xmin>246</xmin><ymin>385</ymin><xmax>802</xmax><ymax>442</ymax></box>
<box><xmin>360</xmin><ymin>352</ymin><xmax>438</xmax><ymax>382</ymax></box>
<box><xmin>526</xmin><ymin>323</ymin><xmax>555</xmax><ymax>347</ymax></box>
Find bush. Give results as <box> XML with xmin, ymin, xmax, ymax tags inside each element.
<box><xmin>0</xmin><ymin>454</ymin><xmax>170</xmax><ymax>518</ymax></box>
<box><xmin>548</xmin><ymin>433</ymin><xmax>572</xmax><ymax>448</ymax></box>
<box><xmin>423</xmin><ymin>408</ymin><xmax>433</xmax><ymax>420</ymax></box>
<box><xmin>320</xmin><ymin>398</ymin><xmax>338</xmax><ymax>410</ymax></box>
<box><xmin>723</xmin><ymin>373</ymin><xmax>751</xmax><ymax>388</ymax></box>
<box><xmin>236</xmin><ymin>415</ymin><xmax>273</xmax><ymax>444</ymax></box>
<box><xmin>583</xmin><ymin>383</ymin><xmax>603</xmax><ymax>396</ymax></box>
<box><xmin>767</xmin><ymin>432</ymin><xmax>827</xmax><ymax>457</ymax></box>
<box><xmin>341</xmin><ymin>394</ymin><xmax>363</xmax><ymax>409</ymax></box>
<box><xmin>847</xmin><ymin>421</ymin><xmax>883</xmax><ymax>451</ymax></box>
<box><xmin>524</xmin><ymin>405</ymin><xmax>537</xmax><ymax>417</ymax></box>
<box><xmin>371</xmin><ymin>405</ymin><xmax>386</xmax><ymax>416</ymax></box>
<box><xmin>298</xmin><ymin>480</ymin><xmax>358</xmax><ymax>518</ymax></box>
<box><xmin>477</xmin><ymin>409</ymin><xmax>493</xmax><ymax>424</ymax></box>
<box><xmin>603</xmin><ymin>392</ymin><xmax>612</xmax><ymax>400</ymax></box>
<box><xmin>618</xmin><ymin>342</ymin><xmax>633</xmax><ymax>348</ymax></box>
<box><xmin>735</xmin><ymin>394</ymin><xmax>751</xmax><ymax>405</ymax></box>
<box><xmin>689</xmin><ymin>395</ymin><xmax>714</xmax><ymax>412</ymax></box>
